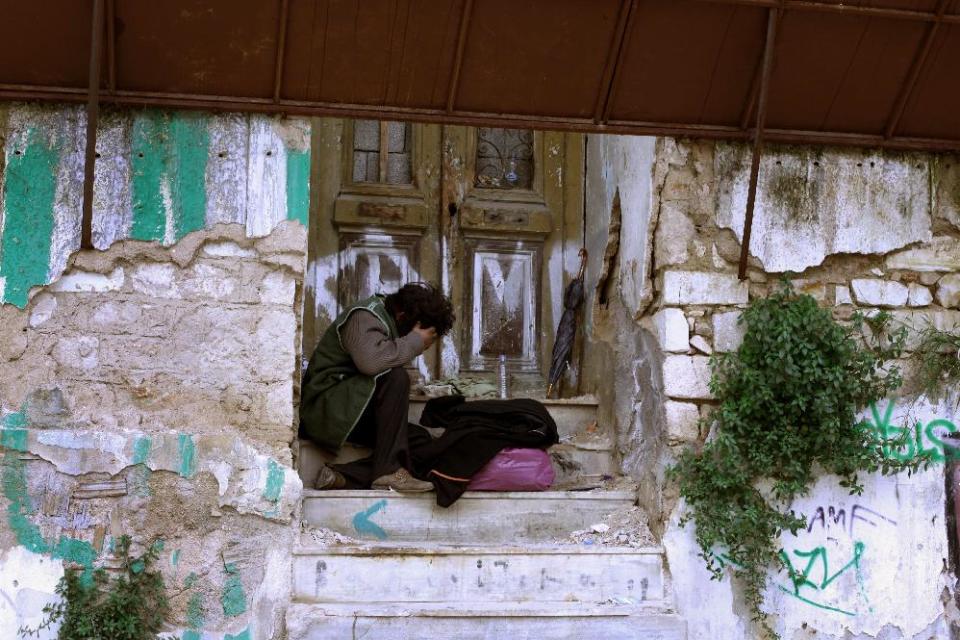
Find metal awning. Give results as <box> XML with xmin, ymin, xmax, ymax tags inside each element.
<box><xmin>2</xmin><ymin>0</ymin><xmax>958</xmax><ymax>274</ymax></box>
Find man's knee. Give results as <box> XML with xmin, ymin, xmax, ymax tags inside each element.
<box><xmin>379</xmin><ymin>367</ymin><xmax>410</xmax><ymax>393</ymax></box>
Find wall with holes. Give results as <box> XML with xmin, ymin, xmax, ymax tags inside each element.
<box><xmin>0</xmin><ymin>102</ymin><xmax>310</xmax><ymax>639</ymax></box>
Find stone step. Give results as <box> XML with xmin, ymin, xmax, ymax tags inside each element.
<box><xmin>302</xmin><ymin>489</ymin><xmax>635</xmax><ymax>544</ymax></box>
<box><xmin>297</xmin><ymin>438</ymin><xmax>617</xmax><ymax>490</ymax></box>
<box><xmin>292</xmin><ymin>545</ymin><xmax>666</xmax><ymax>606</ymax></box>
<box><xmin>408</xmin><ymin>395</ymin><xmax>601</xmax><ymax>441</ymax></box>
<box><xmin>286</xmin><ymin>602</ymin><xmax>687</xmax><ymax>640</ymax></box>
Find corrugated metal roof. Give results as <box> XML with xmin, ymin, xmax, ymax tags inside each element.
<box><xmin>1</xmin><ymin>0</ymin><xmax>958</xmax><ymax>151</ymax></box>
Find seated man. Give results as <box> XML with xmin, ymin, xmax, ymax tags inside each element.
<box><xmin>299</xmin><ymin>283</ymin><xmax>455</xmax><ymax>492</ymax></box>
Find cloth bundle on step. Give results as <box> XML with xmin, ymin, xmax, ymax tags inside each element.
<box><xmin>466</xmin><ymin>447</ymin><xmax>555</xmax><ymax>491</ymax></box>
<box><xmin>413</xmin><ymin>395</ymin><xmax>559</xmax><ymax>506</ymax></box>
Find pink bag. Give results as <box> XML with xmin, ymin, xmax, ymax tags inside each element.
<box><xmin>467</xmin><ymin>447</ymin><xmax>555</xmax><ymax>491</ymax></box>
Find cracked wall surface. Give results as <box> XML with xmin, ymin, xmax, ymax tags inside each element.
<box><xmin>584</xmin><ymin>134</ymin><xmax>960</xmax><ymax>639</ymax></box>
<box><xmin>0</xmin><ymin>104</ymin><xmax>309</xmax><ymax>640</ymax></box>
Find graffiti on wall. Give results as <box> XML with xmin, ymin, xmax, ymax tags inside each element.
<box><xmin>863</xmin><ymin>399</ymin><xmax>959</xmax><ymax>463</ymax></box>
<box><xmin>775</xmin><ymin>502</ymin><xmax>896</xmax><ymax>616</ymax></box>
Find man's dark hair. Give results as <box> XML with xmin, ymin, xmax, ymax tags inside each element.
<box><xmin>384</xmin><ymin>283</ymin><xmax>455</xmax><ymax>337</ymax></box>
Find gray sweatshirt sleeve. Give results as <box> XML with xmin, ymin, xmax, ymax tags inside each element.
<box><xmin>339</xmin><ymin>309</ymin><xmax>425</xmax><ymax>376</ymax></box>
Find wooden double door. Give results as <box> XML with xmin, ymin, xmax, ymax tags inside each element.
<box><xmin>305</xmin><ymin>119</ymin><xmax>583</xmax><ymax>388</ymax></box>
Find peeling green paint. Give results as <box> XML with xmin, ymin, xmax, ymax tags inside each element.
<box><xmin>133</xmin><ymin>436</ymin><xmax>152</xmax><ymax>464</ymax></box>
<box><xmin>0</xmin><ymin>428</ymin><xmax>28</xmax><ymax>452</ymax></box>
<box><xmin>131</xmin><ymin>112</ymin><xmax>210</xmax><ymax>244</ymax></box>
<box><xmin>182</xmin><ymin>632</ymin><xmax>201</xmax><ymax>640</ymax></box>
<box><xmin>170</xmin><ymin>113</ymin><xmax>209</xmax><ymax>238</ymax></box>
<box><xmin>131</xmin><ymin>114</ymin><xmax>168</xmax><ymax>242</ymax></box>
<box><xmin>1</xmin><ymin>410</ymin><xmax>27</xmax><ymax>429</ymax></box>
<box><xmin>184</xmin><ymin>571</ymin><xmax>199</xmax><ymax>588</ymax></box>
<box><xmin>224</xmin><ymin>628</ymin><xmax>251</xmax><ymax>640</ymax></box>
<box><xmin>171</xmin><ymin>548</ymin><xmax>181</xmax><ymax>566</ymax></box>
<box><xmin>2</xmin><ymin>453</ymin><xmax>48</xmax><ymax>555</ymax></box>
<box><xmin>0</xmin><ymin>127</ymin><xmax>59</xmax><ymax>308</ymax></box>
<box><xmin>262</xmin><ymin>459</ymin><xmax>284</xmax><ymax>502</ymax></box>
<box><xmin>178</xmin><ymin>433</ymin><xmax>196</xmax><ymax>478</ymax></box>
<box><xmin>221</xmin><ymin>563</ymin><xmax>247</xmax><ymax>617</ymax></box>
<box><xmin>286</xmin><ymin>148</ymin><xmax>310</xmax><ymax>226</ymax></box>
<box><xmin>186</xmin><ymin>590</ymin><xmax>205</xmax><ymax>629</ymax></box>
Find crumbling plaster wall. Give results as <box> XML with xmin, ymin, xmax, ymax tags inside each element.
<box><xmin>590</xmin><ymin>133</ymin><xmax>960</xmax><ymax>639</ymax></box>
<box><xmin>0</xmin><ymin>103</ymin><xmax>310</xmax><ymax>639</ymax></box>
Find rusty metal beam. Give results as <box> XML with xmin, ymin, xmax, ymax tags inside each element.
<box><xmin>739</xmin><ymin>9</ymin><xmax>784</xmax><ymax>130</ymax></box>
<box><xmin>106</xmin><ymin>0</ymin><xmax>116</xmax><ymax>93</ymax></box>
<box><xmin>446</xmin><ymin>0</ymin><xmax>474</xmax><ymax>114</ymax></box>
<box><xmin>593</xmin><ymin>0</ymin><xmax>637</xmax><ymax>124</ymax></box>
<box><xmin>272</xmin><ymin>0</ymin><xmax>290</xmax><ymax>103</ymax></box>
<box><xmin>3</xmin><ymin>83</ymin><xmax>960</xmax><ymax>153</ymax></box>
<box><xmin>738</xmin><ymin>6</ymin><xmax>780</xmax><ymax>280</ymax></box>
<box><xmin>80</xmin><ymin>0</ymin><xmax>105</xmax><ymax>251</ymax></box>
<box><xmin>696</xmin><ymin>0</ymin><xmax>960</xmax><ymax>23</ymax></box>
<box><xmin>884</xmin><ymin>0</ymin><xmax>950</xmax><ymax>139</ymax></box>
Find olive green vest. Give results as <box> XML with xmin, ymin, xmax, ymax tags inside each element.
<box><xmin>299</xmin><ymin>295</ymin><xmax>398</xmax><ymax>451</ymax></box>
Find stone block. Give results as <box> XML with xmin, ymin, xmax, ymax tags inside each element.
<box><xmin>908</xmin><ymin>284</ymin><xmax>933</xmax><ymax>307</ymax></box>
<box><xmin>886</xmin><ymin>236</ymin><xmax>960</xmax><ymax>272</ymax></box>
<box><xmin>850</xmin><ymin>279</ymin><xmax>909</xmax><ymax>307</ymax></box>
<box><xmin>835</xmin><ymin>285</ymin><xmax>853</xmax><ymax>306</ymax></box>
<box><xmin>662</xmin><ymin>271</ymin><xmax>748</xmax><ymax>306</ymax></box>
<box><xmin>689</xmin><ymin>335</ymin><xmax>712</xmax><ymax>355</ymax></box>
<box><xmin>663</xmin><ymin>355</ymin><xmax>713</xmax><ymax>400</ymax></box>
<box><xmin>131</xmin><ymin>263</ymin><xmax>179</xmax><ymax>298</ymax></box>
<box><xmin>664</xmin><ymin>401</ymin><xmax>700</xmax><ymax>443</ymax></box>
<box><xmin>655</xmin><ymin>203</ymin><xmax>695</xmax><ymax>267</ymax></box>
<box><xmin>936</xmin><ymin>274</ymin><xmax>960</xmax><ymax>308</ymax></box>
<box><xmin>652</xmin><ymin>308</ymin><xmax>689</xmax><ymax>352</ymax></box>
<box><xmin>51</xmin><ymin>268</ymin><xmax>124</xmax><ymax>293</ymax></box>
<box><xmin>203</xmin><ymin>241</ymin><xmax>257</xmax><ymax>258</ymax></box>
<box><xmin>260</xmin><ymin>270</ymin><xmax>297</xmax><ymax>306</ymax></box>
<box><xmin>712</xmin><ymin>311</ymin><xmax>744</xmax><ymax>352</ymax></box>
<box><xmin>29</xmin><ymin>293</ymin><xmax>57</xmax><ymax>328</ymax></box>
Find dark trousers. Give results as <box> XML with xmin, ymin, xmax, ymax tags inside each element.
<box><xmin>335</xmin><ymin>367</ymin><xmax>412</xmax><ymax>487</ymax></box>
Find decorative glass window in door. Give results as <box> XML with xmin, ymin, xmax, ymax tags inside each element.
<box><xmin>475</xmin><ymin>128</ymin><xmax>534</xmax><ymax>190</ymax></box>
<box><xmin>352</xmin><ymin>120</ymin><xmax>413</xmax><ymax>185</ymax></box>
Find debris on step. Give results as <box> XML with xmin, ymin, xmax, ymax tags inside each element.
<box><xmin>302</xmin><ymin>526</ymin><xmax>358</xmax><ymax>546</ymax></box>
<box><xmin>562</xmin><ymin>506</ymin><xmax>656</xmax><ymax>547</ymax></box>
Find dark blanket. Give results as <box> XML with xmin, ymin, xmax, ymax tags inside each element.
<box><xmin>413</xmin><ymin>396</ymin><xmax>559</xmax><ymax>506</ymax></box>
<box><xmin>334</xmin><ymin>396</ymin><xmax>558</xmax><ymax>507</ymax></box>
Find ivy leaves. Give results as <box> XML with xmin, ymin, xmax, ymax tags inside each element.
<box><xmin>669</xmin><ymin>282</ymin><xmax>913</xmax><ymax>637</ymax></box>
<box><xmin>20</xmin><ymin>536</ymin><xmax>172</xmax><ymax>640</ymax></box>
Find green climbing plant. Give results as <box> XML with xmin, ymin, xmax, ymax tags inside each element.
<box><xmin>20</xmin><ymin>536</ymin><xmax>172</xmax><ymax>640</ymax></box>
<box><xmin>912</xmin><ymin>325</ymin><xmax>960</xmax><ymax>399</ymax></box>
<box><xmin>669</xmin><ymin>282</ymin><xmax>924</xmax><ymax>638</ymax></box>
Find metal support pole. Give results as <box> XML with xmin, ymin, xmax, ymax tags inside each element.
<box><xmin>737</xmin><ymin>6</ymin><xmax>779</xmax><ymax>280</ymax></box>
<box><xmin>80</xmin><ymin>0</ymin><xmax>105</xmax><ymax>251</ymax></box>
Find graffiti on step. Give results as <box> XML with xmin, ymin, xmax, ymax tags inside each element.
<box><xmin>863</xmin><ymin>400</ymin><xmax>959</xmax><ymax>463</ymax></box>
<box><xmin>353</xmin><ymin>499</ymin><xmax>389</xmax><ymax>540</ymax></box>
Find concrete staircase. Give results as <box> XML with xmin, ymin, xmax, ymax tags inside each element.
<box><xmin>289</xmin><ymin>397</ymin><xmax>686</xmax><ymax>639</ymax></box>
<box><xmin>298</xmin><ymin>396</ymin><xmax>617</xmax><ymax>489</ymax></box>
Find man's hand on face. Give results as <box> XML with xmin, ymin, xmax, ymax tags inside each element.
<box><xmin>412</xmin><ymin>323</ymin><xmax>437</xmax><ymax>350</ymax></box>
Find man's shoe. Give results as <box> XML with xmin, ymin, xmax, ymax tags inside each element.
<box><xmin>371</xmin><ymin>468</ymin><xmax>434</xmax><ymax>493</ymax></box>
<box><xmin>315</xmin><ymin>464</ymin><xmax>346</xmax><ymax>490</ymax></box>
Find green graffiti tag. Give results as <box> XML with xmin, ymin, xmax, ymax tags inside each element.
<box><xmin>864</xmin><ymin>400</ymin><xmax>959</xmax><ymax>463</ymax></box>
<box><xmin>777</xmin><ymin>541</ymin><xmax>867</xmax><ymax>616</ymax></box>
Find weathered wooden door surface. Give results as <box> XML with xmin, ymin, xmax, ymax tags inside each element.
<box><xmin>306</xmin><ymin>119</ymin><xmax>583</xmax><ymax>388</ymax></box>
